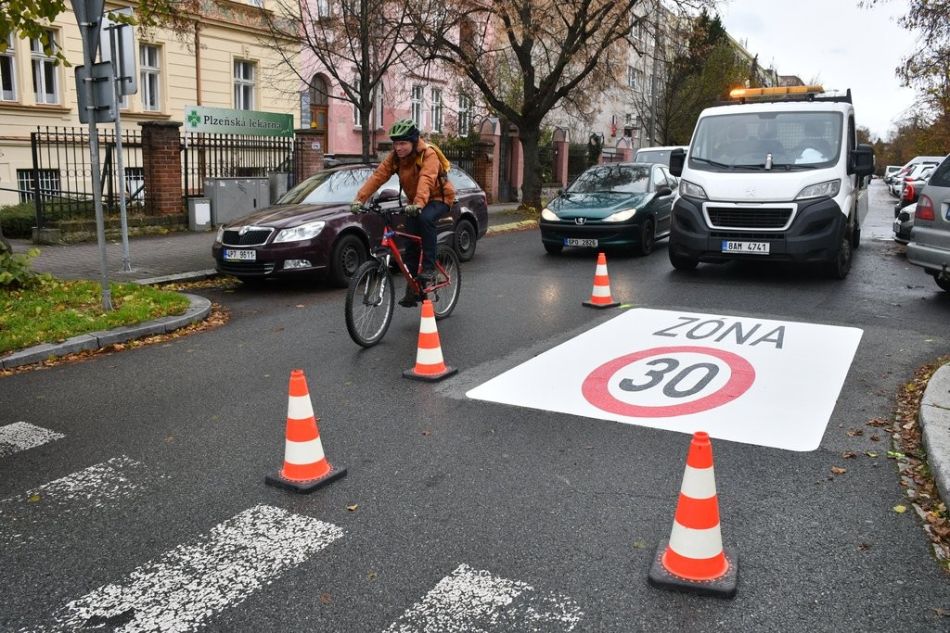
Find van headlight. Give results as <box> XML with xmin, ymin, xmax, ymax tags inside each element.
<box><xmin>679</xmin><ymin>179</ymin><xmax>707</xmax><ymax>200</ymax></box>
<box><xmin>274</xmin><ymin>221</ymin><xmax>326</xmax><ymax>243</ymax></box>
<box><xmin>603</xmin><ymin>208</ymin><xmax>637</xmax><ymax>222</ymax></box>
<box><xmin>796</xmin><ymin>179</ymin><xmax>841</xmax><ymax>200</ymax></box>
<box><xmin>541</xmin><ymin>208</ymin><xmax>559</xmax><ymax>221</ymax></box>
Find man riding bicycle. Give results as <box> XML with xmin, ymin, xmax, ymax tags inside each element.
<box><xmin>351</xmin><ymin>119</ymin><xmax>456</xmax><ymax>307</ymax></box>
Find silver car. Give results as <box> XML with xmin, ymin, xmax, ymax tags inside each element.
<box><xmin>906</xmin><ymin>154</ymin><xmax>950</xmax><ymax>291</ymax></box>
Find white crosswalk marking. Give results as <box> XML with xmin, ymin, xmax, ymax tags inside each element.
<box><xmin>0</xmin><ymin>456</ymin><xmax>147</xmax><ymax>545</ymax></box>
<box><xmin>384</xmin><ymin>563</ymin><xmax>583</xmax><ymax>632</ymax></box>
<box><xmin>0</xmin><ymin>422</ymin><xmax>64</xmax><ymax>458</ymax></box>
<box><xmin>35</xmin><ymin>505</ymin><xmax>343</xmax><ymax>632</ymax></box>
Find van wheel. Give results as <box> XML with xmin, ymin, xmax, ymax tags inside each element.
<box><xmin>827</xmin><ymin>233</ymin><xmax>852</xmax><ymax>279</ymax></box>
<box><xmin>669</xmin><ymin>249</ymin><xmax>698</xmax><ymax>271</ymax></box>
<box><xmin>328</xmin><ymin>234</ymin><xmax>367</xmax><ymax>288</ymax></box>
<box><xmin>454</xmin><ymin>218</ymin><xmax>477</xmax><ymax>262</ymax></box>
<box><xmin>851</xmin><ymin>220</ymin><xmax>861</xmax><ymax>249</ymax></box>
<box><xmin>933</xmin><ymin>273</ymin><xmax>950</xmax><ymax>292</ymax></box>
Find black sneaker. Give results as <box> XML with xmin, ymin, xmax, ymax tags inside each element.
<box><xmin>418</xmin><ymin>267</ymin><xmax>436</xmax><ymax>287</ymax></box>
<box><xmin>398</xmin><ymin>284</ymin><xmax>419</xmax><ymax>308</ymax></box>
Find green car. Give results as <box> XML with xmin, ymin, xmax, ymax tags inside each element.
<box><xmin>540</xmin><ymin>162</ymin><xmax>677</xmax><ymax>255</ymax></box>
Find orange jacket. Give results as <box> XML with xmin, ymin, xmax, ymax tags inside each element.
<box><xmin>356</xmin><ymin>139</ymin><xmax>456</xmax><ymax>208</ymax></box>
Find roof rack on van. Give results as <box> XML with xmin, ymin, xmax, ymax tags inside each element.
<box><xmin>723</xmin><ymin>85</ymin><xmax>852</xmax><ymax>105</ymax></box>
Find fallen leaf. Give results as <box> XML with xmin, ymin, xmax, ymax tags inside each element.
<box><xmin>831</xmin><ymin>466</ymin><xmax>847</xmax><ymax>475</ymax></box>
<box><xmin>367</xmin><ymin>570</ymin><xmax>378</xmax><ymax>581</ymax></box>
<box><xmin>296</xmin><ymin>304</ymin><xmax>305</xmax><ymax>308</ymax></box>
<box><xmin>893</xmin><ymin>505</ymin><xmax>907</xmax><ymax>514</ymax></box>
<box><xmin>421</xmin><ymin>430</ymin><xmax>431</xmax><ymax>436</ymax></box>
<box><xmin>632</xmin><ymin>539</ymin><xmax>647</xmax><ymax>549</ymax></box>
<box><xmin>319</xmin><ymin>593</ymin><xmax>332</xmax><ymax>604</ymax></box>
<box><xmin>27</xmin><ymin>494</ymin><xmax>41</xmax><ymax>503</ymax></box>
<box><xmin>347</xmin><ymin>504</ymin><xmax>359</xmax><ymax>512</ymax></box>
<box><xmin>842</xmin><ymin>451</ymin><xmax>856</xmax><ymax>459</ymax></box>
<box><xmin>857</xmin><ymin>543</ymin><xmax>871</xmax><ymax>551</ymax></box>
<box><xmin>866</xmin><ymin>451</ymin><xmax>879</xmax><ymax>458</ymax></box>
<box><xmin>888</xmin><ymin>451</ymin><xmax>905</xmax><ymax>459</ymax></box>
<box><xmin>847</xmin><ymin>428</ymin><xmax>864</xmax><ymax>437</ymax></box>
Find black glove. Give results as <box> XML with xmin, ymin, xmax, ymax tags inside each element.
<box><xmin>349</xmin><ymin>200</ymin><xmax>363</xmax><ymax>214</ymax></box>
<box><xmin>404</xmin><ymin>204</ymin><xmax>421</xmax><ymax>217</ymax></box>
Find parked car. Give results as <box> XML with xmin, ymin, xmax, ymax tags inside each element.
<box><xmin>893</xmin><ymin>202</ymin><xmax>916</xmax><ymax>244</ymax></box>
<box><xmin>889</xmin><ymin>155</ymin><xmax>944</xmax><ymax>197</ymax></box>
<box><xmin>633</xmin><ymin>145</ymin><xmax>689</xmax><ymax>167</ymax></box>
<box><xmin>883</xmin><ymin>165</ymin><xmax>901</xmax><ymax>184</ymax></box>
<box><xmin>212</xmin><ymin>164</ymin><xmax>488</xmax><ymax>286</ymax></box>
<box><xmin>539</xmin><ymin>162</ymin><xmax>677</xmax><ymax>255</ymax></box>
<box><xmin>894</xmin><ymin>163</ymin><xmax>936</xmax><ymax>216</ymax></box>
<box><xmin>906</xmin><ymin>154</ymin><xmax>950</xmax><ymax>291</ymax></box>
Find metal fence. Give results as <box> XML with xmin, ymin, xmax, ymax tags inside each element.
<box><xmin>567</xmin><ymin>143</ymin><xmax>589</xmax><ymax>181</ymax></box>
<box><xmin>182</xmin><ymin>133</ymin><xmax>296</xmax><ymax>197</ymax></box>
<box><xmin>537</xmin><ymin>142</ymin><xmax>555</xmax><ymax>185</ymax></box>
<box><xmin>440</xmin><ymin>144</ymin><xmax>476</xmax><ymax>177</ymax></box>
<box><xmin>28</xmin><ymin>126</ymin><xmax>146</xmax><ymax>230</ymax></box>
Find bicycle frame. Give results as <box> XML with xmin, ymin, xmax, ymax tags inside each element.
<box><xmin>372</xmin><ymin>210</ymin><xmax>452</xmax><ymax>298</ymax></box>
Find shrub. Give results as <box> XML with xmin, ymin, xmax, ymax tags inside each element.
<box><xmin>0</xmin><ymin>202</ymin><xmax>36</xmax><ymax>239</ymax></box>
<box><xmin>0</xmin><ymin>247</ymin><xmax>42</xmax><ymax>288</ymax></box>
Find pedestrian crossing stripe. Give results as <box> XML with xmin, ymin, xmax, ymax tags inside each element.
<box><xmin>0</xmin><ymin>422</ymin><xmax>64</xmax><ymax>458</ymax></box>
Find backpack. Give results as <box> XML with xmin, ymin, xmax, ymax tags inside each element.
<box><xmin>416</xmin><ymin>142</ymin><xmax>451</xmax><ymax>177</ymax></box>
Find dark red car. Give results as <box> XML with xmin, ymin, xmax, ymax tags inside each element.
<box><xmin>212</xmin><ymin>164</ymin><xmax>488</xmax><ymax>286</ymax></box>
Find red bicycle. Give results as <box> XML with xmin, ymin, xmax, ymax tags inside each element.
<box><xmin>345</xmin><ymin>196</ymin><xmax>461</xmax><ymax>347</ymax></box>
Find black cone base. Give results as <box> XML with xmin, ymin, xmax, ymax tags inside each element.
<box><xmin>265</xmin><ymin>465</ymin><xmax>347</xmax><ymax>494</ymax></box>
<box><xmin>647</xmin><ymin>540</ymin><xmax>738</xmax><ymax>598</ymax></box>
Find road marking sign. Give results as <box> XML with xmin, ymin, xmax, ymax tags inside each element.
<box><xmin>467</xmin><ymin>308</ymin><xmax>862</xmax><ymax>451</ymax></box>
<box><xmin>383</xmin><ymin>563</ymin><xmax>583</xmax><ymax>632</ymax></box>
<box><xmin>0</xmin><ymin>422</ymin><xmax>64</xmax><ymax>458</ymax></box>
<box><xmin>37</xmin><ymin>505</ymin><xmax>343</xmax><ymax>632</ymax></box>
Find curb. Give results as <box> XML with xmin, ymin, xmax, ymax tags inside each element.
<box><xmin>0</xmin><ymin>293</ymin><xmax>212</xmax><ymax>370</ymax></box>
<box><xmin>486</xmin><ymin>219</ymin><xmax>538</xmax><ymax>235</ymax></box>
<box><xmin>920</xmin><ymin>364</ymin><xmax>950</xmax><ymax>505</ymax></box>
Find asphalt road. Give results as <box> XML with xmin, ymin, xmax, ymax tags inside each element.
<box><xmin>2</xmin><ymin>181</ymin><xmax>949</xmax><ymax>632</ymax></box>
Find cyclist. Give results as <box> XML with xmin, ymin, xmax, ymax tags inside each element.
<box><xmin>350</xmin><ymin>118</ymin><xmax>456</xmax><ymax>307</ymax></box>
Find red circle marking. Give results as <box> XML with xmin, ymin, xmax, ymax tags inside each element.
<box><xmin>581</xmin><ymin>346</ymin><xmax>755</xmax><ymax>417</ymax></box>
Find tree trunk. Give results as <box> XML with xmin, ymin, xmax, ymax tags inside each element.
<box><xmin>359</xmin><ymin>109</ymin><xmax>372</xmax><ymax>162</ymax></box>
<box><xmin>519</xmin><ymin>126</ymin><xmax>542</xmax><ymax>211</ymax></box>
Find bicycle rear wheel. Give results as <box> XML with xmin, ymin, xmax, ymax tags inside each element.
<box><xmin>428</xmin><ymin>245</ymin><xmax>461</xmax><ymax>319</ymax></box>
<box><xmin>345</xmin><ymin>260</ymin><xmax>394</xmax><ymax>347</ymax></box>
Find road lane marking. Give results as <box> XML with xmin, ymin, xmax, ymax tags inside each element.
<box><xmin>0</xmin><ymin>422</ymin><xmax>64</xmax><ymax>458</ymax></box>
<box><xmin>383</xmin><ymin>563</ymin><xmax>583</xmax><ymax>632</ymax></box>
<box><xmin>39</xmin><ymin>505</ymin><xmax>343</xmax><ymax>632</ymax></box>
<box><xmin>0</xmin><ymin>456</ymin><xmax>147</xmax><ymax>545</ymax></box>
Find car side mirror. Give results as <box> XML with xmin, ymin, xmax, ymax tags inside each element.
<box><xmin>849</xmin><ymin>144</ymin><xmax>874</xmax><ymax>178</ymax></box>
<box><xmin>655</xmin><ymin>185</ymin><xmax>672</xmax><ymax>197</ymax></box>
<box><xmin>374</xmin><ymin>188</ymin><xmax>401</xmax><ymax>203</ymax></box>
<box><xmin>669</xmin><ymin>148</ymin><xmax>686</xmax><ymax>177</ymax></box>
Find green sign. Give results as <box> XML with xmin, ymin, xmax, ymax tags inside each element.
<box><xmin>184</xmin><ymin>105</ymin><xmax>294</xmax><ymax>137</ymax></box>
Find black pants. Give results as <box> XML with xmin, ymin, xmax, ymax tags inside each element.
<box><xmin>405</xmin><ymin>200</ymin><xmax>450</xmax><ymax>272</ymax></box>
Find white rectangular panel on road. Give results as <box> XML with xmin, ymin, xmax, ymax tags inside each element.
<box><xmin>35</xmin><ymin>505</ymin><xmax>343</xmax><ymax>632</ymax></box>
<box><xmin>467</xmin><ymin>308</ymin><xmax>862</xmax><ymax>451</ymax></box>
<box><xmin>384</xmin><ymin>563</ymin><xmax>583</xmax><ymax>632</ymax></box>
<box><xmin>0</xmin><ymin>422</ymin><xmax>64</xmax><ymax>458</ymax></box>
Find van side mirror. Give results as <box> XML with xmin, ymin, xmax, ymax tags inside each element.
<box><xmin>669</xmin><ymin>148</ymin><xmax>686</xmax><ymax>177</ymax></box>
<box><xmin>850</xmin><ymin>144</ymin><xmax>874</xmax><ymax>179</ymax></box>
<box><xmin>374</xmin><ymin>188</ymin><xmax>401</xmax><ymax>203</ymax></box>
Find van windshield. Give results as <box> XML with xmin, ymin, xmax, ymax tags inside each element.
<box><xmin>689</xmin><ymin>112</ymin><xmax>843</xmax><ymax>171</ymax></box>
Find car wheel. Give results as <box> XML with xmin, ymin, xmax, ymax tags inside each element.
<box><xmin>851</xmin><ymin>221</ymin><xmax>861</xmax><ymax>249</ymax></box>
<box><xmin>328</xmin><ymin>234</ymin><xmax>367</xmax><ymax>288</ymax></box>
<box><xmin>933</xmin><ymin>273</ymin><xmax>950</xmax><ymax>292</ymax></box>
<box><xmin>826</xmin><ymin>230</ymin><xmax>852</xmax><ymax>280</ymax></box>
<box><xmin>636</xmin><ymin>218</ymin><xmax>656</xmax><ymax>256</ymax></box>
<box><xmin>454</xmin><ymin>218</ymin><xmax>477</xmax><ymax>262</ymax></box>
<box><xmin>669</xmin><ymin>249</ymin><xmax>698</xmax><ymax>271</ymax></box>
<box><xmin>544</xmin><ymin>242</ymin><xmax>563</xmax><ymax>255</ymax></box>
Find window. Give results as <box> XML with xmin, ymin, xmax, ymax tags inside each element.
<box><xmin>16</xmin><ymin>168</ymin><xmax>60</xmax><ymax>203</ymax></box>
<box><xmin>140</xmin><ymin>45</ymin><xmax>161</xmax><ymax>111</ymax></box>
<box><xmin>627</xmin><ymin>66</ymin><xmax>637</xmax><ymax>89</ymax></box>
<box><xmin>31</xmin><ymin>30</ymin><xmax>59</xmax><ymax>104</ymax></box>
<box><xmin>430</xmin><ymin>87</ymin><xmax>443</xmax><ymax>133</ymax></box>
<box><xmin>234</xmin><ymin>60</ymin><xmax>255</xmax><ymax>110</ymax></box>
<box><xmin>458</xmin><ymin>94</ymin><xmax>473</xmax><ymax>136</ymax></box>
<box><xmin>316</xmin><ymin>0</ymin><xmax>330</xmax><ymax>17</ymax></box>
<box><xmin>1</xmin><ymin>34</ymin><xmax>16</xmax><ymax>101</ymax></box>
<box><xmin>410</xmin><ymin>84</ymin><xmax>424</xmax><ymax>128</ymax></box>
<box><xmin>373</xmin><ymin>81</ymin><xmax>384</xmax><ymax>128</ymax></box>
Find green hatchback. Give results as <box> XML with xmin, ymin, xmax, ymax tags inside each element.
<box><xmin>540</xmin><ymin>162</ymin><xmax>677</xmax><ymax>255</ymax></box>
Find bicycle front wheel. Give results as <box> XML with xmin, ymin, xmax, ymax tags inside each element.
<box><xmin>345</xmin><ymin>261</ymin><xmax>395</xmax><ymax>347</ymax></box>
<box><xmin>429</xmin><ymin>245</ymin><xmax>461</xmax><ymax>319</ymax></box>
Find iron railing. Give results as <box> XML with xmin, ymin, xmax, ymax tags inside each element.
<box><xmin>182</xmin><ymin>133</ymin><xmax>296</xmax><ymax>197</ymax></box>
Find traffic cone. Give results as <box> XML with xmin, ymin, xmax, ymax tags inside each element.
<box><xmin>582</xmin><ymin>252</ymin><xmax>620</xmax><ymax>308</ymax></box>
<box><xmin>648</xmin><ymin>431</ymin><xmax>738</xmax><ymax>598</ymax></box>
<box><xmin>265</xmin><ymin>369</ymin><xmax>346</xmax><ymax>493</ymax></box>
<box><xmin>403</xmin><ymin>300</ymin><xmax>457</xmax><ymax>382</ymax></box>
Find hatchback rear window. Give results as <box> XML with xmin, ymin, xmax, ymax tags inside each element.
<box><xmin>928</xmin><ymin>156</ymin><xmax>950</xmax><ymax>187</ymax></box>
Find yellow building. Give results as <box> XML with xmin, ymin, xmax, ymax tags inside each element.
<box><xmin>0</xmin><ymin>0</ymin><xmax>298</xmax><ymax>208</ymax></box>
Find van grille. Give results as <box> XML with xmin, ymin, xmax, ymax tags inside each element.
<box><xmin>706</xmin><ymin>206</ymin><xmax>792</xmax><ymax>229</ymax></box>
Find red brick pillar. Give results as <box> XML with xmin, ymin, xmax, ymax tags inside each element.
<box><xmin>553</xmin><ymin>128</ymin><xmax>569</xmax><ymax>187</ymax></box>
<box><xmin>295</xmin><ymin>129</ymin><xmax>325</xmax><ymax>180</ymax></box>
<box><xmin>475</xmin><ymin>118</ymin><xmax>501</xmax><ymax>203</ymax></box>
<box><xmin>139</xmin><ymin>121</ymin><xmax>183</xmax><ymax>216</ymax></box>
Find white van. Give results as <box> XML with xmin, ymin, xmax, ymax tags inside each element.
<box><xmin>667</xmin><ymin>86</ymin><xmax>875</xmax><ymax>278</ymax></box>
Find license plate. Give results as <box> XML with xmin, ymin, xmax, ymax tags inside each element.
<box><xmin>721</xmin><ymin>240</ymin><xmax>769</xmax><ymax>255</ymax></box>
<box><xmin>565</xmin><ymin>238</ymin><xmax>598</xmax><ymax>247</ymax></box>
<box><xmin>223</xmin><ymin>249</ymin><xmax>256</xmax><ymax>262</ymax></box>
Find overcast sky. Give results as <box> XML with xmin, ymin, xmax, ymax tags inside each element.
<box><xmin>717</xmin><ymin>0</ymin><xmax>919</xmax><ymax>140</ymax></box>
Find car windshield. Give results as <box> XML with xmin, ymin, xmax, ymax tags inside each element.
<box><xmin>567</xmin><ymin>164</ymin><xmax>650</xmax><ymax>194</ymax></box>
<box><xmin>278</xmin><ymin>168</ymin><xmax>400</xmax><ymax>205</ymax></box>
<box><xmin>635</xmin><ymin>149</ymin><xmax>673</xmax><ymax>165</ymax></box>
<box><xmin>689</xmin><ymin>111</ymin><xmax>843</xmax><ymax>170</ymax></box>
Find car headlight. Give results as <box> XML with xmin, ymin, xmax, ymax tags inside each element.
<box><xmin>541</xmin><ymin>208</ymin><xmax>559</xmax><ymax>221</ymax></box>
<box><xmin>796</xmin><ymin>179</ymin><xmax>841</xmax><ymax>200</ymax></box>
<box><xmin>215</xmin><ymin>226</ymin><xmax>224</xmax><ymax>243</ymax></box>
<box><xmin>679</xmin><ymin>179</ymin><xmax>708</xmax><ymax>200</ymax></box>
<box><xmin>603</xmin><ymin>208</ymin><xmax>637</xmax><ymax>222</ymax></box>
<box><xmin>273</xmin><ymin>221</ymin><xmax>326</xmax><ymax>243</ymax></box>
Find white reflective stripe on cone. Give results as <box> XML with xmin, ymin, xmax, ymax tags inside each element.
<box><xmin>287</xmin><ymin>394</ymin><xmax>315</xmax><ymax>421</ymax></box>
<box><xmin>668</xmin><ymin>522</ymin><xmax>724</xmax><ymax>560</ymax></box>
<box><xmin>416</xmin><ymin>347</ymin><xmax>445</xmax><ymax>365</ymax></box>
<box><xmin>284</xmin><ymin>438</ymin><xmax>326</xmax><ymax>465</ymax></box>
<box><xmin>420</xmin><ymin>317</ymin><xmax>438</xmax><ymax>334</ymax></box>
<box><xmin>680</xmin><ymin>465</ymin><xmax>717</xmax><ymax>499</ymax></box>
<box><xmin>592</xmin><ymin>286</ymin><xmax>612</xmax><ymax>297</ymax></box>
<box><xmin>596</xmin><ymin>265</ymin><xmax>608</xmax><ymax>274</ymax></box>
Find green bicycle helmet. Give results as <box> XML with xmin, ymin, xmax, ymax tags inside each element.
<box><xmin>389</xmin><ymin>118</ymin><xmax>420</xmax><ymax>143</ymax></box>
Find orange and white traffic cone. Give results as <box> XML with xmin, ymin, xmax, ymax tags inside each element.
<box><xmin>265</xmin><ymin>369</ymin><xmax>346</xmax><ymax>493</ymax></box>
<box><xmin>582</xmin><ymin>252</ymin><xmax>620</xmax><ymax>308</ymax></box>
<box><xmin>403</xmin><ymin>299</ymin><xmax>458</xmax><ymax>382</ymax></box>
<box><xmin>648</xmin><ymin>431</ymin><xmax>738</xmax><ymax>598</ymax></box>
